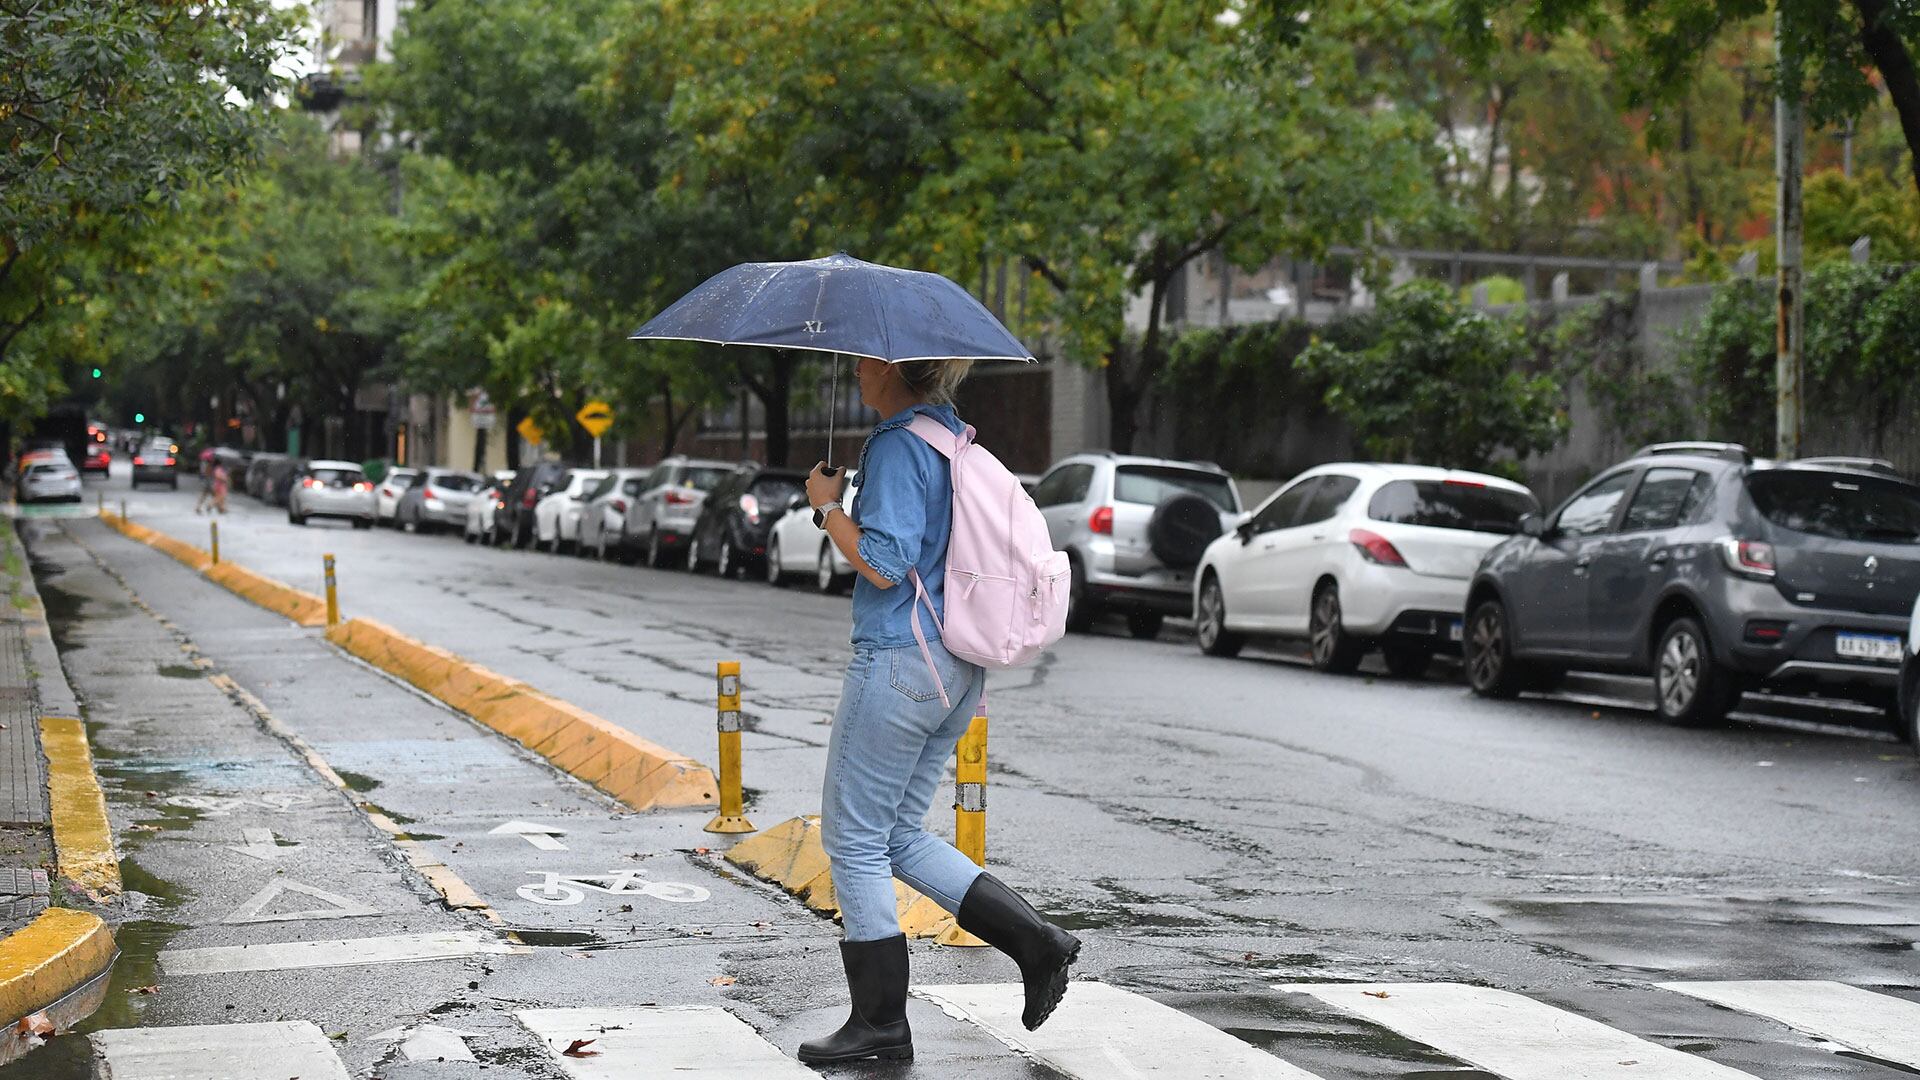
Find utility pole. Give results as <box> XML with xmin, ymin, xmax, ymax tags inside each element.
<box><xmin>1775</xmin><ymin>11</ymin><xmax>1805</xmax><ymax>461</ymax></box>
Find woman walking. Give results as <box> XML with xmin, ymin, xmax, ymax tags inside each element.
<box><xmin>799</xmin><ymin>356</ymin><xmax>1080</xmax><ymax>1066</ymax></box>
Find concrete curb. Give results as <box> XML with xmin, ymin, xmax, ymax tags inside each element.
<box><xmin>0</xmin><ymin>908</ymin><xmax>113</xmax><ymax>1031</ymax></box>
<box><xmin>725</xmin><ymin>815</ymin><xmax>957</xmax><ymax>939</ymax></box>
<box><xmin>39</xmin><ymin>718</ymin><xmax>119</xmax><ymax>896</ymax></box>
<box><xmin>100</xmin><ymin>512</ymin><xmax>325</xmax><ymax>626</ymax></box>
<box><xmin>325</xmin><ymin>618</ymin><xmax>719</xmax><ymax>811</ymax></box>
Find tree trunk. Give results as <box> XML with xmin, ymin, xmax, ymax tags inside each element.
<box><xmin>738</xmin><ymin>350</ymin><xmax>797</xmax><ymax>466</ymax></box>
<box><xmin>505</xmin><ymin>406</ymin><xmax>523</xmax><ymax>470</ymax></box>
<box><xmin>1103</xmin><ymin>275</ymin><xmax>1173</xmax><ymax>454</ymax></box>
<box><xmin>1854</xmin><ymin>0</ymin><xmax>1920</xmax><ymax>197</ymax></box>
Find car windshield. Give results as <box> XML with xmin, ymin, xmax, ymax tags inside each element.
<box><xmin>310</xmin><ymin>468</ymin><xmax>363</xmax><ymax>485</ymax></box>
<box><xmin>1368</xmin><ymin>480</ymin><xmax>1539</xmax><ymax>534</ymax></box>
<box><xmin>1747</xmin><ymin>471</ymin><xmax>1920</xmax><ymax>544</ymax></box>
<box><xmin>431</xmin><ymin>473</ymin><xmax>479</xmax><ymax>492</ymax></box>
<box><xmin>1113</xmin><ymin>465</ymin><xmax>1236</xmax><ymax>512</ymax></box>
<box><xmin>679</xmin><ymin>467</ymin><xmax>733</xmax><ymax>491</ymax></box>
<box><xmin>751</xmin><ymin>476</ymin><xmax>806</xmax><ymax>505</ymax></box>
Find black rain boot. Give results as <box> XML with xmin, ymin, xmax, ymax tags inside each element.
<box><xmin>797</xmin><ymin>934</ymin><xmax>913</xmax><ymax>1064</ymax></box>
<box><xmin>955</xmin><ymin>872</ymin><xmax>1082</xmax><ymax>1030</ymax></box>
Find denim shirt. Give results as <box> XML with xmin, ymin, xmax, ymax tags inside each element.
<box><xmin>849</xmin><ymin>402</ymin><xmax>964</xmax><ymax>648</ymax></box>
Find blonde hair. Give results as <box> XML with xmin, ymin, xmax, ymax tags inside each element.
<box><xmin>894</xmin><ymin>359</ymin><xmax>974</xmax><ymax>405</ymax></box>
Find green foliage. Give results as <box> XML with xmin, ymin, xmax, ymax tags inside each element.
<box><xmin>1464</xmin><ymin>275</ymin><xmax>1529</xmax><ymax>305</ymax></box>
<box><xmin>1551</xmin><ymin>292</ymin><xmax>1695</xmax><ymax>446</ymax></box>
<box><xmin>1294</xmin><ymin>281</ymin><xmax>1567</xmax><ymax>473</ymax></box>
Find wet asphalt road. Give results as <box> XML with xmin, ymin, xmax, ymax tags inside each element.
<box><xmin>14</xmin><ymin>463</ymin><xmax>1920</xmax><ymax>1079</ymax></box>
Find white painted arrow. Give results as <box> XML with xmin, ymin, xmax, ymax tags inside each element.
<box><xmin>228</xmin><ymin>827</ymin><xmax>294</xmax><ymax>862</ymax></box>
<box><xmin>490</xmin><ymin>821</ymin><xmax>567</xmax><ymax>851</ymax></box>
<box><xmin>372</xmin><ymin>1023</ymin><xmax>482</xmax><ymax>1062</ymax></box>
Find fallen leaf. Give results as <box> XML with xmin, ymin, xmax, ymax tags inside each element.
<box><xmin>710</xmin><ymin>975</ymin><xmax>736</xmax><ymax>986</ymax></box>
<box><xmin>327</xmin><ymin>1030</ymin><xmax>348</xmax><ymax>1040</ymax></box>
<box><xmin>618</xmin><ymin>904</ymin><xmax>633</xmax><ymax>913</ymax></box>
<box><xmin>18</xmin><ymin>1012</ymin><xmax>53</xmax><ymax>1038</ymax></box>
<box><xmin>1362</xmin><ymin>991</ymin><xmax>1390</xmax><ymax>999</ymax></box>
<box><xmin>130</xmin><ymin>985</ymin><xmax>160</xmax><ymax>995</ymax></box>
<box><xmin>562</xmin><ymin>1038</ymin><xmax>600</xmax><ymax>1058</ymax></box>
<box><xmin>129</xmin><ymin>824</ymin><xmax>162</xmax><ymax>832</ymax></box>
<box><xmin>1242</xmin><ymin>952</ymin><xmax>1258</xmax><ymax>962</ymax></box>
<box><xmin>566</xmin><ymin>951</ymin><xmax>594</xmax><ymax>960</ymax></box>
<box><xmin>693</xmin><ymin>847</ymin><xmax>712</xmax><ymax>855</ymax></box>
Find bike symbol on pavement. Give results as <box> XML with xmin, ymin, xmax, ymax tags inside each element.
<box><xmin>516</xmin><ymin>870</ymin><xmax>711</xmax><ymax>906</ymax></box>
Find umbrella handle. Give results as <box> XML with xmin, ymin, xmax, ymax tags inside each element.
<box><xmin>812</xmin><ymin>466</ymin><xmax>844</xmax><ymax>528</ymax></box>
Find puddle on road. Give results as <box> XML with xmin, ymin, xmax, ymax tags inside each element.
<box><xmin>0</xmin><ymin>919</ymin><xmax>188</xmax><ymax>1080</ymax></box>
<box><xmin>154</xmin><ymin>664</ymin><xmax>202</xmax><ymax>680</ymax></box>
<box><xmin>512</xmin><ymin>928</ymin><xmax>604</xmax><ymax>948</ymax></box>
<box><xmin>35</xmin><ymin>578</ymin><xmax>86</xmax><ymax>654</ymax></box>
<box><xmin>1164</xmin><ymin>987</ymin><xmax>1498</xmax><ymax>1080</ymax></box>
<box><xmin>334</xmin><ymin>769</ymin><xmax>382</xmax><ymax>793</ymax></box>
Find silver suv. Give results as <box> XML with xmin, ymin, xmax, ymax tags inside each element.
<box><xmin>1033</xmin><ymin>453</ymin><xmax>1242</xmax><ymax>639</ymax></box>
<box><xmin>620</xmin><ymin>455</ymin><xmax>738</xmax><ymax>567</ymax></box>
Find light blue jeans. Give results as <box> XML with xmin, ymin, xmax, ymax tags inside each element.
<box><xmin>822</xmin><ymin>639</ymin><xmax>985</xmax><ymax>941</ymax></box>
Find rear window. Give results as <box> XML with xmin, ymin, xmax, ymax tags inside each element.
<box><xmin>27</xmin><ymin>464</ymin><xmax>64</xmax><ymax>478</ymax></box>
<box><xmin>1113</xmin><ymin>466</ymin><xmax>1236</xmax><ymax>512</ymax></box>
<box><xmin>309</xmin><ymin>468</ymin><xmax>363</xmax><ymax>485</ymax></box>
<box><xmin>1369</xmin><ymin>480</ymin><xmax>1539</xmax><ymax>534</ymax></box>
<box><xmin>431</xmin><ymin>473</ymin><xmax>479</xmax><ymax>492</ymax></box>
<box><xmin>1747</xmin><ymin>472</ymin><xmax>1920</xmax><ymax>544</ymax></box>
<box><xmin>679</xmin><ymin>467</ymin><xmax>732</xmax><ymax>491</ymax></box>
<box><xmin>752</xmin><ymin>476</ymin><xmax>805</xmax><ymax>502</ymax></box>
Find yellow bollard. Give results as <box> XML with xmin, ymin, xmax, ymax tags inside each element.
<box><xmin>209</xmin><ymin>521</ymin><xmax>219</xmax><ymax>565</ymax></box>
<box><xmin>704</xmin><ymin>661</ymin><xmax>755</xmax><ymax>833</ymax></box>
<box><xmin>323</xmin><ymin>554</ymin><xmax>339</xmax><ymax>627</ymax></box>
<box><xmin>119</xmin><ymin>499</ymin><xmax>126</xmax><ymax>520</ymax></box>
<box><xmin>936</xmin><ymin>712</ymin><xmax>990</xmax><ymax>947</ymax></box>
<box><xmin>96</xmin><ymin>491</ymin><xmax>103</xmax><ymax>515</ymax></box>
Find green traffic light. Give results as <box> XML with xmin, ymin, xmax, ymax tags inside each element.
<box><xmin>90</xmin><ymin>368</ymin><xmax>102</xmax><ymax>379</ymax></box>
<box><xmin>134</xmin><ymin>413</ymin><xmax>145</xmax><ymax>423</ymax></box>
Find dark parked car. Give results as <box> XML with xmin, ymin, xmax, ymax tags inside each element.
<box><xmin>130</xmin><ymin>437</ymin><xmax>181</xmax><ymax>489</ymax></box>
<box><xmin>1902</xmin><ymin>594</ymin><xmax>1920</xmax><ymax>749</ymax></box>
<box><xmin>493</xmin><ymin>461</ymin><xmax>572</xmax><ymax>548</ymax></box>
<box><xmin>245</xmin><ymin>453</ymin><xmax>287</xmax><ymax>500</ymax></box>
<box><xmin>1465</xmin><ymin>443</ymin><xmax>1920</xmax><ymax>727</ymax></box>
<box><xmin>685</xmin><ymin>466</ymin><xmax>809</xmax><ymax>578</ymax></box>
<box><xmin>264</xmin><ymin>456</ymin><xmax>307</xmax><ymax>507</ymax></box>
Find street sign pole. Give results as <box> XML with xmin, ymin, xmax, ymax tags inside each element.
<box><xmin>593</xmin><ymin>436</ymin><xmax>601</xmax><ymax>469</ymax></box>
<box><xmin>1775</xmin><ymin>13</ymin><xmax>1805</xmax><ymax>461</ymax></box>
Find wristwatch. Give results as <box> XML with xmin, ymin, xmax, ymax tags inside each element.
<box><xmin>813</xmin><ymin>502</ymin><xmax>842</xmax><ymax>520</ymax></box>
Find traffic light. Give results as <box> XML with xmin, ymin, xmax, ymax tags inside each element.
<box><xmin>90</xmin><ymin>368</ymin><xmax>102</xmax><ymax>379</ymax></box>
<box><xmin>134</xmin><ymin>412</ymin><xmax>145</xmax><ymax>423</ymax></box>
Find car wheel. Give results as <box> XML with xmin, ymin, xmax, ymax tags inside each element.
<box><xmin>595</xmin><ymin>530</ymin><xmax>610</xmax><ymax>561</ymax></box>
<box><xmin>169</xmin><ymin>479</ymin><xmax>178</xmax><ymax>490</ymax></box>
<box><xmin>1065</xmin><ymin>557</ymin><xmax>1096</xmax><ymax>633</ymax></box>
<box><xmin>686</xmin><ymin>535</ymin><xmax>703</xmax><ymax>573</ymax></box>
<box><xmin>718</xmin><ymin>537</ymin><xmax>737</xmax><ymax>579</ymax></box>
<box><xmin>464</xmin><ymin>524</ymin><xmax>477</xmax><ymax>544</ymax></box>
<box><xmin>514</xmin><ymin>520</ymin><xmax>531</xmax><ymax>550</ymax></box>
<box><xmin>1382</xmin><ymin>643</ymin><xmax>1433</xmax><ymax>680</ymax></box>
<box><xmin>1308</xmin><ymin>583</ymin><xmax>1365</xmax><ymax>675</ymax></box>
<box><xmin>1654</xmin><ymin>616</ymin><xmax>1738</xmax><ymax>727</ymax></box>
<box><xmin>1126</xmin><ymin>611</ymin><xmax>1164</xmax><ymax>640</ymax></box>
<box><xmin>766</xmin><ymin>537</ymin><xmax>786</xmax><ymax>586</ymax></box>
<box><xmin>1465</xmin><ymin>598</ymin><xmax>1526</xmax><ymax>697</ymax></box>
<box><xmin>817</xmin><ymin>543</ymin><xmax>846</xmax><ymax>595</ymax></box>
<box><xmin>1195</xmin><ymin>575</ymin><xmax>1245</xmax><ymax>658</ymax></box>
<box><xmin>648</xmin><ymin>528</ymin><xmax>665</xmax><ymax>568</ymax></box>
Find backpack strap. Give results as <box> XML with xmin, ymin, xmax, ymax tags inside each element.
<box><xmin>906</xmin><ymin>414</ymin><xmax>974</xmax><ymax>460</ymax></box>
<box><xmin>907</xmin><ymin>568</ymin><xmax>950</xmax><ymax>709</ymax></box>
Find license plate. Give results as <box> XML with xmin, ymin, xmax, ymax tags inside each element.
<box><xmin>1835</xmin><ymin>632</ymin><xmax>1903</xmax><ymax>663</ymax></box>
<box><xmin>1448</xmin><ymin>619</ymin><xmax>1464</xmax><ymax>643</ymax></box>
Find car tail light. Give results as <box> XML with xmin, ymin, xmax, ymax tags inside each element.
<box><xmin>303</xmin><ymin>477</ymin><xmax>321</xmax><ymax>489</ymax></box>
<box><xmin>665</xmin><ymin>489</ymin><xmax>696</xmax><ymax>507</ymax></box>
<box><xmin>522</xmin><ymin>488</ymin><xmax>538</xmax><ymax>508</ymax></box>
<box><xmin>740</xmin><ymin>493</ymin><xmax>760</xmax><ymax>523</ymax></box>
<box><xmin>1089</xmin><ymin>506</ymin><xmax>1113</xmax><ymax>534</ymax></box>
<box><xmin>1717</xmin><ymin>537</ymin><xmax>1775</xmax><ymax>579</ymax></box>
<box><xmin>132</xmin><ymin>456</ymin><xmax>144</xmax><ymax>466</ymax></box>
<box><xmin>611</xmin><ymin>499</ymin><xmax>627</xmax><ymax>513</ymax></box>
<box><xmin>353</xmin><ymin>482</ymin><xmax>370</xmax><ymax>492</ymax></box>
<box><xmin>164</xmin><ymin>456</ymin><xmax>175</xmax><ymax>466</ymax></box>
<box><xmin>1744</xmin><ymin>619</ymin><xmax>1788</xmax><ymax>643</ymax></box>
<box><xmin>423</xmin><ymin>487</ymin><xmax>439</xmax><ymax>501</ymax></box>
<box><xmin>1349</xmin><ymin>528</ymin><xmax>1407</xmax><ymax>566</ymax></box>
<box><xmin>1443</xmin><ymin>478</ymin><xmax>1486</xmax><ymax>488</ymax></box>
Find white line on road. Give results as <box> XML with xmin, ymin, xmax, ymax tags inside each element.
<box><xmin>226</xmin><ymin>826</ymin><xmax>294</xmax><ymax>861</ymax></box>
<box><xmin>491</xmin><ymin>819</ymin><xmax>568</xmax><ymax>850</ymax></box>
<box><xmin>372</xmin><ymin>1022</ymin><xmax>484</xmax><ymax>1063</ymax></box>
<box><xmin>916</xmin><ymin>982</ymin><xmax>1323</xmax><ymax>1079</ymax></box>
<box><xmin>1659</xmin><ymin>980</ymin><xmax>1920</xmax><ymax>1070</ymax></box>
<box><xmin>92</xmin><ymin>1021</ymin><xmax>351</xmax><ymax>1079</ymax></box>
<box><xmin>517</xmin><ymin>1006</ymin><xmax>817</xmax><ymax>1078</ymax></box>
<box><xmin>222</xmin><ymin>878</ymin><xmax>381</xmax><ymax>923</ymax></box>
<box><xmin>1285</xmin><ymin>983</ymin><xmax>1759</xmax><ymax>1080</ymax></box>
<box><xmin>160</xmin><ymin>930</ymin><xmax>522</xmax><ymax>976</ymax></box>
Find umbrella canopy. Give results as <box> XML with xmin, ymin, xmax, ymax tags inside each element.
<box><xmin>630</xmin><ymin>253</ymin><xmax>1034</xmax><ymax>363</ymax></box>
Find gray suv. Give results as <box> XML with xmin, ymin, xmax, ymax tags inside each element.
<box><xmin>1466</xmin><ymin>443</ymin><xmax>1920</xmax><ymax>727</ymax></box>
<box><xmin>1032</xmin><ymin>453</ymin><xmax>1242</xmax><ymax>639</ymax></box>
<box><xmin>620</xmin><ymin>456</ymin><xmax>737</xmax><ymax>567</ymax></box>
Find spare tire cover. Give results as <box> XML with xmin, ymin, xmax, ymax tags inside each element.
<box><xmin>1148</xmin><ymin>493</ymin><xmax>1225</xmax><ymax>568</ymax></box>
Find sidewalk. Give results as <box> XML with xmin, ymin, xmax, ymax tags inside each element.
<box><xmin>0</xmin><ymin>515</ymin><xmax>116</xmax><ymax>1064</ymax></box>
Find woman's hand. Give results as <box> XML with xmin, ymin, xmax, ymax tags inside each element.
<box><xmin>806</xmin><ymin>463</ymin><xmax>844</xmax><ymax>510</ymax></box>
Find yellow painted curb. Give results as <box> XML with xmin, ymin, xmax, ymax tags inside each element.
<box><xmin>325</xmin><ymin>618</ymin><xmax>719</xmax><ymax>811</ymax></box>
<box><xmin>39</xmin><ymin>718</ymin><xmax>119</xmax><ymax>896</ymax></box>
<box><xmin>0</xmin><ymin>909</ymin><xmax>113</xmax><ymax>1026</ymax></box>
<box><xmin>100</xmin><ymin>512</ymin><xmax>325</xmax><ymax>626</ymax></box>
<box><xmin>202</xmin><ymin>562</ymin><xmax>327</xmax><ymax>627</ymax></box>
<box><xmin>725</xmin><ymin>815</ymin><xmax>957</xmax><ymax>939</ymax></box>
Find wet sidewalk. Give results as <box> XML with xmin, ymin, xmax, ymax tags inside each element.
<box><xmin>0</xmin><ymin>515</ymin><xmax>71</xmax><ymax>934</ymax></box>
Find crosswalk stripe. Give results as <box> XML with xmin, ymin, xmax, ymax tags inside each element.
<box><xmin>1285</xmin><ymin>982</ymin><xmax>1759</xmax><ymax>1080</ymax></box>
<box><xmin>1659</xmin><ymin>980</ymin><xmax>1920</xmax><ymax>1069</ymax></box>
<box><xmin>916</xmin><ymin>982</ymin><xmax>1323</xmax><ymax>1078</ymax></box>
<box><xmin>92</xmin><ymin>1021</ymin><xmax>351</xmax><ymax>1079</ymax></box>
<box><xmin>158</xmin><ymin>929</ymin><xmax>523</xmax><ymax>975</ymax></box>
<box><xmin>517</xmin><ymin>1005</ymin><xmax>817</xmax><ymax>1078</ymax></box>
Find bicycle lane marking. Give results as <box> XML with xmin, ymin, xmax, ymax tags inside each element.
<box><xmin>514</xmin><ymin>869</ymin><xmax>712</xmax><ymax>907</ymax></box>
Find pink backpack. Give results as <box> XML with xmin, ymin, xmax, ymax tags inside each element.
<box><xmin>904</xmin><ymin>415</ymin><xmax>1070</xmax><ymax>708</ymax></box>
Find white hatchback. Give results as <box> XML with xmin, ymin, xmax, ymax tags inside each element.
<box><xmin>1193</xmin><ymin>463</ymin><xmax>1538</xmax><ymax>677</ymax></box>
<box><xmin>534</xmin><ymin>469</ymin><xmax>608</xmax><ymax>553</ymax></box>
<box><xmin>764</xmin><ymin>471</ymin><xmax>860</xmax><ymax>593</ymax></box>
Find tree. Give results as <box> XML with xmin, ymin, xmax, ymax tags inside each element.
<box><xmin>1</xmin><ymin>0</ymin><xmax>297</xmax><ymax>401</ymax></box>
<box><xmin>1454</xmin><ymin>0</ymin><xmax>1920</xmax><ymax>198</ymax></box>
<box><xmin>1295</xmin><ymin>281</ymin><xmax>1567</xmax><ymax>472</ymax></box>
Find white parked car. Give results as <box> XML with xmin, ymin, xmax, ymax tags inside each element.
<box><xmin>375</xmin><ymin>467</ymin><xmax>419</xmax><ymax>525</ymax></box>
<box><xmin>764</xmin><ymin>471</ymin><xmax>860</xmax><ymax>593</ymax></box>
<box><xmin>534</xmin><ymin>469</ymin><xmax>607</xmax><ymax>553</ymax></box>
<box><xmin>578</xmin><ymin>468</ymin><xmax>653</xmax><ymax>561</ymax></box>
<box><xmin>463</xmin><ymin>471</ymin><xmax>513</xmax><ymax>545</ymax></box>
<box><xmin>1193</xmin><ymin>463</ymin><xmax>1539</xmax><ymax>677</ymax></box>
<box><xmin>16</xmin><ymin>453</ymin><xmax>82</xmax><ymax>503</ymax></box>
<box><xmin>288</xmin><ymin>460</ymin><xmax>376</xmax><ymax>528</ymax></box>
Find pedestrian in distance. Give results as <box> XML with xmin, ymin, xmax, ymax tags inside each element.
<box><xmin>193</xmin><ymin>450</ymin><xmax>215</xmax><ymax>514</ymax></box>
<box><xmin>798</xmin><ymin>355</ymin><xmax>1080</xmax><ymax>1066</ymax></box>
<box><xmin>211</xmin><ymin>461</ymin><xmax>230</xmax><ymax>515</ymax></box>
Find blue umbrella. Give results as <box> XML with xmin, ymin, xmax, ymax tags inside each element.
<box><xmin>629</xmin><ymin>253</ymin><xmax>1035</xmax><ymax>363</ymax></box>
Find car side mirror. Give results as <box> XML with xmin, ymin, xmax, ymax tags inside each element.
<box><xmin>1518</xmin><ymin>513</ymin><xmax>1546</xmax><ymax>538</ymax></box>
<box><xmin>1235</xmin><ymin>514</ymin><xmax>1255</xmax><ymax>544</ymax></box>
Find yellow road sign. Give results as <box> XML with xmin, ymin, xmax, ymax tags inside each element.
<box><xmin>515</xmin><ymin>416</ymin><xmax>544</xmax><ymax>446</ymax></box>
<box><xmin>575</xmin><ymin>400</ymin><xmax>614</xmax><ymax>438</ymax></box>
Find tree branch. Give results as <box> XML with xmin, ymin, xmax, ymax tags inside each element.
<box><xmin>1853</xmin><ymin>0</ymin><xmax>1920</xmax><ymax>197</ymax></box>
<box><xmin>1020</xmin><ymin>253</ymin><xmax>1069</xmax><ymax>294</ymax></box>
